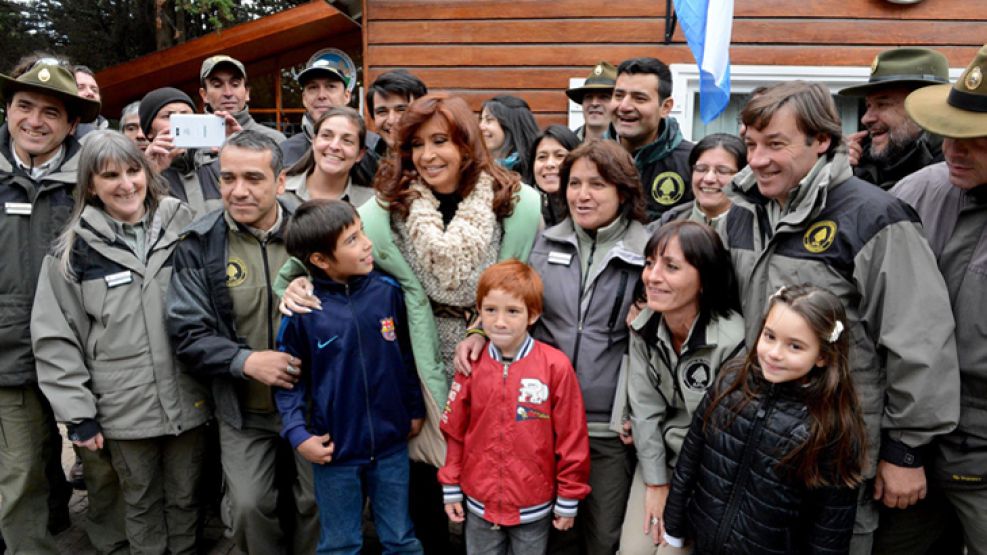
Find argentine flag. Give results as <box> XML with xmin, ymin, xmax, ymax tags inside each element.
<box><xmin>674</xmin><ymin>0</ymin><xmax>734</xmax><ymax>123</ymax></box>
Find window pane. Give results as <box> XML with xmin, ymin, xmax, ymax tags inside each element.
<box><xmin>690</xmin><ymin>93</ymin><xmax>862</xmax><ymax>140</ymax></box>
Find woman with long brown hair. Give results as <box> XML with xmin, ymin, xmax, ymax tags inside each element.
<box><xmin>280</xmin><ymin>93</ymin><xmax>541</xmax><ymax>551</ymax></box>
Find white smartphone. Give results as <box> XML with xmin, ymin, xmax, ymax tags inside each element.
<box><xmin>170</xmin><ymin>114</ymin><xmax>226</xmax><ymax>148</ymax></box>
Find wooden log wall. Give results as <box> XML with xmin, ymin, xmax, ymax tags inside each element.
<box><xmin>364</xmin><ymin>0</ymin><xmax>985</xmax><ymax>127</ymax></box>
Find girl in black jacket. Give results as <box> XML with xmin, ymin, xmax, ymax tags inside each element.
<box><xmin>662</xmin><ymin>285</ymin><xmax>867</xmax><ymax>554</ymax></box>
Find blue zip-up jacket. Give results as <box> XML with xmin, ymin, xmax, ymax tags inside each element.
<box><xmin>274</xmin><ymin>270</ymin><xmax>425</xmax><ymax>465</ymax></box>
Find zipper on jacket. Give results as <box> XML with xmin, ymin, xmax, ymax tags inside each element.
<box><xmin>606</xmin><ymin>271</ymin><xmax>629</xmax><ymax>348</ymax></box>
<box><xmin>347</xmin><ymin>283</ymin><xmax>376</xmax><ymax>460</ymax></box>
<box><xmin>712</xmin><ymin>385</ymin><xmax>777</xmax><ymax>554</ymax></box>
<box><xmin>498</xmin><ymin>358</ymin><xmax>511</xmax><ymax>518</ymax></box>
<box><xmin>259</xmin><ymin>238</ymin><xmax>275</xmax><ymax>349</ymax></box>
<box><xmin>571</xmin><ymin>238</ymin><xmax>598</xmax><ymax>371</ymax></box>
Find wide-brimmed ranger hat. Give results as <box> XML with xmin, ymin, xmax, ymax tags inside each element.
<box><xmin>566</xmin><ymin>61</ymin><xmax>617</xmax><ymax>104</ymax></box>
<box><xmin>0</xmin><ymin>59</ymin><xmax>101</xmax><ymax>123</ymax></box>
<box><xmin>839</xmin><ymin>47</ymin><xmax>949</xmax><ymax>97</ymax></box>
<box><xmin>906</xmin><ymin>44</ymin><xmax>987</xmax><ymax>139</ymax></box>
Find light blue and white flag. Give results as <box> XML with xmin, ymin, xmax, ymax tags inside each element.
<box><xmin>673</xmin><ymin>0</ymin><xmax>734</xmax><ymax>123</ymax></box>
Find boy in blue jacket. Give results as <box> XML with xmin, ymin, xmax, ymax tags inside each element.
<box><xmin>275</xmin><ymin>199</ymin><xmax>425</xmax><ymax>554</ymax></box>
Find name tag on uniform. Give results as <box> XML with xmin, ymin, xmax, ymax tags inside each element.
<box><xmin>547</xmin><ymin>251</ymin><xmax>572</xmax><ymax>266</ymax></box>
<box><xmin>104</xmin><ymin>271</ymin><xmax>133</xmax><ymax>288</ymax></box>
<box><xmin>4</xmin><ymin>202</ymin><xmax>32</xmax><ymax>216</ymax></box>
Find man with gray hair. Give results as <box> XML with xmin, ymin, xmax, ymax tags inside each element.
<box><xmin>166</xmin><ymin>130</ymin><xmax>318</xmax><ymax>554</ymax></box>
<box><xmin>118</xmin><ymin>100</ymin><xmax>148</xmax><ymax>150</ymax></box>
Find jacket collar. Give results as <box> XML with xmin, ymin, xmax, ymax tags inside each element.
<box><xmin>729</xmin><ymin>151</ymin><xmax>853</xmax><ymax>228</ymax></box>
<box><xmin>0</xmin><ymin>123</ymin><xmax>81</xmax><ymax>186</ymax></box>
<box><xmin>542</xmin><ymin>216</ymin><xmax>648</xmax><ymax>267</ymax></box>
<box><xmin>632</xmin><ymin>307</ymin><xmax>712</xmax><ymax>354</ymax></box>
<box><xmin>631</xmin><ymin>117</ymin><xmax>684</xmax><ymax>166</ymax></box>
<box><xmin>487</xmin><ymin>334</ymin><xmax>535</xmax><ymax>363</ymax></box>
<box><xmin>311</xmin><ymin>270</ymin><xmax>371</xmax><ymax>294</ymax></box>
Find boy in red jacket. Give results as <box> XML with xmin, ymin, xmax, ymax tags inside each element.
<box><xmin>439</xmin><ymin>260</ymin><xmax>591</xmax><ymax>554</ymax></box>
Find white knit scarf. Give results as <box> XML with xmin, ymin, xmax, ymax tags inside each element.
<box><xmin>405</xmin><ymin>172</ymin><xmax>497</xmax><ymax>291</ymax></box>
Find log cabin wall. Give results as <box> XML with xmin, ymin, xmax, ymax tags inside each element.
<box><xmin>363</xmin><ymin>0</ymin><xmax>985</xmax><ymax>128</ymax></box>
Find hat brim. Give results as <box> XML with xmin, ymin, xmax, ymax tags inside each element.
<box><xmin>297</xmin><ymin>67</ymin><xmax>346</xmax><ymax>86</ymax></box>
<box><xmin>838</xmin><ymin>78</ymin><xmax>948</xmax><ymax>97</ymax></box>
<box><xmin>565</xmin><ymin>84</ymin><xmax>614</xmax><ymax>104</ymax></box>
<box><xmin>0</xmin><ymin>76</ymin><xmax>101</xmax><ymax>123</ymax></box>
<box><xmin>906</xmin><ymin>83</ymin><xmax>987</xmax><ymax>139</ymax></box>
<box><xmin>202</xmin><ymin>61</ymin><xmax>245</xmax><ymax>82</ymax></box>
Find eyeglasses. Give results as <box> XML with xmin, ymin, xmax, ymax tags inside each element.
<box><xmin>692</xmin><ymin>164</ymin><xmax>737</xmax><ymax>177</ymax></box>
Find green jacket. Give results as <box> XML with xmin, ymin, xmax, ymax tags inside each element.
<box><xmin>31</xmin><ymin>198</ymin><xmax>210</xmax><ymax>440</ymax></box>
<box><xmin>357</xmin><ymin>184</ymin><xmax>541</xmax><ymax>409</ymax></box>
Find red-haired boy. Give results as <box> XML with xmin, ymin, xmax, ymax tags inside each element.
<box><xmin>438</xmin><ymin>260</ymin><xmax>590</xmax><ymax>554</ymax></box>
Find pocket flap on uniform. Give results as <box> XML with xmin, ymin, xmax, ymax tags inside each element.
<box><xmin>90</xmin><ymin>362</ymin><xmax>155</xmax><ymax>394</ymax></box>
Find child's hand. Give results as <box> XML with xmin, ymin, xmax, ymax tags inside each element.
<box><xmin>297</xmin><ymin>434</ymin><xmax>334</xmax><ymax>464</ymax></box>
<box><xmin>409</xmin><ymin>418</ymin><xmax>424</xmax><ymax>438</ymax></box>
<box><xmin>553</xmin><ymin>515</ymin><xmax>575</xmax><ymax>531</ymax></box>
<box><xmin>444</xmin><ymin>502</ymin><xmax>465</xmax><ymax>523</ymax></box>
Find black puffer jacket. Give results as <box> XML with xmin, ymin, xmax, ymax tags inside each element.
<box><xmin>663</xmin><ymin>371</ymin><xmax>859</xmax><ymax>554</ymax></box>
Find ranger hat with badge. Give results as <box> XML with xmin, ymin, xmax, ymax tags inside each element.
<box><xmin>838</xmin><ymin>47</ymin><xmax>949</xmax><ymax>97</ymax></box>
<box><xmin>906</xmin><ymin>44</ymin><xmax>987</xmax><ymax>139</ymax></box>
<box><xmin>200</xmin><ymin>54</ymin><xmax>246</xmax><ymax>85</ymax></box>
<box><xmin>566</xmin><ymin>61</ymin><xmax>617</xmax><ymax>104</ymax></box>
<box><xmin>0</xmin><ymin>59</ymin><xmax>101</xmax><ymax>123</ymax></box>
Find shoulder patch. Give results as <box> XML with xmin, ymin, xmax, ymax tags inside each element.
<box><xmin>803</xmin><ymin>220</ymin><xmax>838</xmax><ymax>254</ymax></box>
<box><xmin>683</xmin><ymin>360</ymin><xmax>713</xmax><ymax>392</ymax></box>
<box><xmin>226</xmin><ymin>257</ymin><xmax>247</xmax><ymax>287</ymax></box>
<box><xmin>651</xmin><ymin>172</ymin><xmax>686</xmax><ymax>206</ymax></box>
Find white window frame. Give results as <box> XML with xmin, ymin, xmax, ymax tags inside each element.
<box><xmin>568</xmin><ymin>64</ymin><xmax>964</xmax><ymax>141</ymax></box>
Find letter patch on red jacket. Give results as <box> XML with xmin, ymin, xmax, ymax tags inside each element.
<box><xmin>517</xmin><ymin>378</ymin><xmax>548</xmax><ymax>404</ymax></box>
<box><xmin>380</xmin><ymin>317</ymin><xmax>396</xmax><ymax>341</ymax></box>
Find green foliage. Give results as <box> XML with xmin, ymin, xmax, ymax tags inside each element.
<box><xmin>0</xmin><ymin>0</ymin><xmax>309</xmax><ymax>74</ymax></box>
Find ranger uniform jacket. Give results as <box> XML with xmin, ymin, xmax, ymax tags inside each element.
<box><xmin>892</xmin><ymin>162</ymin><xmax>987</xmax><ymax>484</ymax></box>
<box><xmin>165</xmin><ymin>203</ymin><xmax>292</xmax><ymax>430</ymax></box>
<box><xmin>722</xmin><ymin>151</ymin><xmax>960</xmax><ymax>476</ymax></box>
<box><xmin>0</xmin><ymin>124</ymin><xmax>79</xmax><ymax>387</ymax></box>
<box><xmin>627</xmin><ymin>308</ymin><xmax>745</xmax><ymax>486</ymax></box>
<box><xmin>32</xmin><ymin>199</ymin><xmax>209</xmax><ymax>440</ymax></box>
<box><xmin>631</xmin><ymin>117</ymin><xmax>693</xmax><ymax>223</ymax></box>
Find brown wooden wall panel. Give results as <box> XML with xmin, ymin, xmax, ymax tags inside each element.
<box><xmin>370</xmin><ymin>44</ymin><xmax>978</xmax><ymax>69</ymax></box>
<box><xmin>370</xmin><ymin>0</ymin><xmax>665</xmax><ymax>20</ymax></box>
<box><xmin>365</xmin><ymin>0</ymin><xmax>986</xmax><ymax>130</ymax></box>
<box><xmin>370</xmin><ymin>0</ymin><xmax>980</xmax><ymax>21</ymax></box>
<box><xmin>368</xmin><ymin>67</ymin><xmax>586</xmax><ymax>90</ymax></box>
<box><xmin>369</xmin><ymin>19</ymin><xmax>984</xmax><ymax>48</ymax></box>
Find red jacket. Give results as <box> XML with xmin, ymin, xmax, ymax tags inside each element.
<box><xmin>438</xmin><ymin>336</ymin><xmax>591</xmax><ymax>526</ymax></box>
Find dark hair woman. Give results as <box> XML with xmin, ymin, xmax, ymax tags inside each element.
<box><xmin>527</xmin><ymin>125</ymin><xmax>580</xmax><ymax>227</ymax></box>
<box><xmin>479</xmin><ymin>94</ymin><xmax>541</xmax><ymax>178</ymax></box>
<box><xmin>654</xmin><ymin>133</ymin><xmax>746</xmax><ymax>231</ymax></box>
<box><xmin>620</xmin><ymin>220</ymin><xmax>744</xmax><ymax>552</ymax></box>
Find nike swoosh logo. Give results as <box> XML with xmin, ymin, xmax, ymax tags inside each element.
<box><xmin>317</xmin><ymin>336</ymin><xmax>338</xmax><ymax>349</ymax></box>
